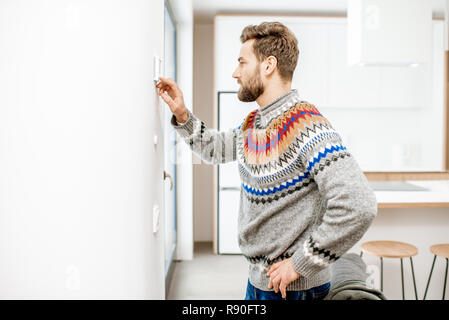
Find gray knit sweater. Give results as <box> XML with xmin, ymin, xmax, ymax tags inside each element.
<box><xmin>170</xmin><ymin>89</ymin><xmax>377</xmax><ymax>291</ymax></box>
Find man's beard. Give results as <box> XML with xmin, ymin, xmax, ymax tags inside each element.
<box><xmin>237</xmin><ymin>68</ymin><xmax>264</xmax><ymax>102</ymax></box>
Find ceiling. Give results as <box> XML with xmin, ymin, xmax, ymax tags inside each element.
<box><xmin>193</xmin><ymin>0</ymin><xmax>447</xmax><ymax>23</ymax></box>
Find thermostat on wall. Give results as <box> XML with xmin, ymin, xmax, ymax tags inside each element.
<box><xmin>153</xmin><ymin>55</ymin><xmax>163</xmax><ymax>82</ymax></box>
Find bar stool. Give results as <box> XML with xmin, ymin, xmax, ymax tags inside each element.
<box><xmin>423</xmin><ymin>244</ymin><xmax>449</xmax><ymax>300</ymax></box>
<box><xmin>360</xmin><ymin>240</ymin><xmax>418</xmax><ymax>300</ymax></box>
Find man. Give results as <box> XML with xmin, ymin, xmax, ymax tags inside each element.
<box><xmin>156</xmin><ymin>21</ymin><xmax>377</xmax><ymax>300</ymax></box>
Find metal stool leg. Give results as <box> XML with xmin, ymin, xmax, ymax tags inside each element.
<box><xmin>380</xmin><ymin>257</ymin><xmax>383</xmax><ymax>292</ymax></box>
<box><xmin>410</xmin><ymin>257</ymin><xmax>418</xmax><ymax>300</ymax></box>
<box><xmin>443</xmin><ymin>258</ymin><xmax>448</xmax><ymax>300</ymax></box>
<box><xmin>423</xmin><ymin>255</ymin><xmax>437</xmax><ymax>300</ymax></box>
<box><xmin>400</xmin><ymin>258</ymin><xmax>405</xmax><ymax>300</ymax></box>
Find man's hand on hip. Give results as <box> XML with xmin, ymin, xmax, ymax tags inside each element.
<box><xmin>266</xmin><ymin>257</ymin><xmax>301</xmax><ymax>298</ymax></box>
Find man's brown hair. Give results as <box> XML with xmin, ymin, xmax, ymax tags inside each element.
<box><xmin>240</xmin><ymin>21</ymin><xmax>299</xmax><ymax>82</ymax></box>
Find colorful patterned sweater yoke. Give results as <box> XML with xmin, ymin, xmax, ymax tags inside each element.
<box><xmin>171</xmin><ymin>89</ymin><xmax>378</xmax><ymax>291</ymax></box>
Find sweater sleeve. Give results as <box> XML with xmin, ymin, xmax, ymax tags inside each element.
<box><xmin>290</xmin><ymin>121</ymin><xmax>378</xmax><ymax>279</ymax></box>
<box><xmin>170</xmin><ymin>108</ymin><xmax>240</xmax><ymax>165</ymax></box>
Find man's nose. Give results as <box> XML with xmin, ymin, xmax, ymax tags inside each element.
<box><xmin>232</xmin><ymin>69</ymin><xmax>239</xmax><ymax>79</ymax></box>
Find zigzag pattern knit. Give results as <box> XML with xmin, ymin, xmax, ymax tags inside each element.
<box><xmin>171</xmin><ymin>89</ymin><xmax>377</xmax><ymax>291</ymax></box>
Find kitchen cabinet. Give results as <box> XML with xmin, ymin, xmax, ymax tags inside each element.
<box><xmin>328</xmin><ymin>22</ymin><xmax>382</xmax><ymax>108</ymax></box>
<box><xmin>328</xmin><ymin>22</ymin><xmax>431</xmax><ymax>109</ymax></box>
<box><xmin>289</xmin><ymin>22</ymin><xmax>329</xmax><ymax>107</ymax></box>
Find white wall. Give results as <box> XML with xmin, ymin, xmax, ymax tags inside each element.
<box><xmin>193</xmin><ymin>22</ymin><xmax>449</xmax><ymax>300</ymax></box>
<box><xmin>193</xmin><ymin>23</ymin><xmax>214</xmax><ymax>242</ymax></box>
<box><xmin>0</xmin><ymin>0</ymin><xmax>166</xmax><ymax>299</ymax></box>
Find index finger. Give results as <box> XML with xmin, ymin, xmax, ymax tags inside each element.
<box><xmin>158</xmin><ymin>76</ymin><xmax>175</xmax><ymax>87</ymax></box>
<box><xmin>267</xmin><ymin>262</ymin><xmax>281</xmax><ymax>275</ymax></box>
<box><xmin>158</xmin><ymin>77</ymin><xmax>181</xmax><ymax>95</ymax></box>
<box><xmin>159</xmin><ymin>76</ymin><xmax>173</xmax><ymax>83</ymax></box>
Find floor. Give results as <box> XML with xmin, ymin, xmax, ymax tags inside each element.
<box><xmin>167</xmin><ymin>242</ymin><xmax>249</xmax><ymax>300</ymax></box>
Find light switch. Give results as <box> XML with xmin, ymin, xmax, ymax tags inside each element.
<box><xmin>153</xmin><ymin>204</ymin><xmax>160</xmax><ymax>234</ymax></box>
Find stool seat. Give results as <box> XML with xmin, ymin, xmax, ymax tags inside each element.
<box><xmin>430</xmin><ymin>244</ymin><xmax>449</xmax><ymax>259</ymax></box>
<box><xmin>361</xmin><ymin>240</ymin><xmax>418</xmax><ymax>258</ymax></box>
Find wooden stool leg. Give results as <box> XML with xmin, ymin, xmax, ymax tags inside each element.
<box><xmin>410</xmin><ymin>257</ymin><xmax>418</xmax><ymax>300</ymax></box>
<box><xmin>423</xmin><ymin>255</ymin><xmax>437</xmax><ymax>300</ymax></box>
<box><xmin>380</xmin><ymin>257</ymin><xmax>383</xmax><ymax>292</ymax></box>
<box><xmin>400</xmin><ymin>258</ymin><xmax>405</xmax><ymax>300</ymax></box>
<box><xmin>443</xmin><ymin>258</ymin><xmax>448</xmax><ymax>300</ymax></box>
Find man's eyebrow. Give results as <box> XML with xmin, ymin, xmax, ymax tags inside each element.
<box><xmin>238</xmin><ymin>57</ymin><xmax>245</xmax><ymax>62</ymax></box>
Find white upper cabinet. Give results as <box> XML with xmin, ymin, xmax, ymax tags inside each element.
<box><xmin>328</xmin><ymin>22</ymin><xmax>381</xmax><ymax>108</ymax></box>
<box><xmin>289</xmin><ymin>22</ymin><xmax>329</xmax><ymax>107</ymax></box>
<box><xmin>328</xmin><ymin>21</ymin><xmax>431</xmax><ymax>109</ymax></box>
<box><xmin>378</xmin><ymin>63</ymin><xmax>429</xmax><ymax>108</ymax></box>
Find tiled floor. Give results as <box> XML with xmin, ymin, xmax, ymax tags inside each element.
<box><xmin>167</xmin><ymin>242</ymin><xmax>249</xmax><ymax>300</ymax></box>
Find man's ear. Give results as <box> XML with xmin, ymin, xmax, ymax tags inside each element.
<box><xmin>263</xmin><ymin>56</ymin><xmax>277</xmax><ymax>76</ymax></box>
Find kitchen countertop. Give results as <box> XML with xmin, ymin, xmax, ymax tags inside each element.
<box><xmin>370</xmin><ymin>180</ymin><xmax>449</xmax><ymax>208</ymax></box>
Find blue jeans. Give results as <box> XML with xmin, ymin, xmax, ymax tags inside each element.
<box><xmin>244</xmin><ymin>279</ymin><xmax>331</xmax><ymax>300</ymax></box>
